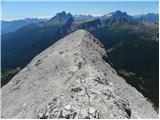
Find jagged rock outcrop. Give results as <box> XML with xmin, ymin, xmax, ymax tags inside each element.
<box><xmin>49</xmin><ymin>11</ymin><xmax>74</xmax><ymax>25</ymax></box>
<box><xmin>1</xmin><ymin>30</ymin><xmax>158</xmax><ymax>119</ymax></box>
<box><xmin>105</xmin><ymin>10</ymin><xmax>134</xmax><ymax>25</ymax></box>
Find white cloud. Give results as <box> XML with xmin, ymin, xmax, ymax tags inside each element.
<box><xmin>1</xmin><ymin>15</ymin><xmax>51</xmax><ymax>21</ymax></box>
<box><xmin>36</xmin><ymin>16</ymin><xmax>52</xmax><ymax>19</ymax></box>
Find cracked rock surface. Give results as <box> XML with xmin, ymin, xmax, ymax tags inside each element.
<box><xmin>1</xmin><ymin>30</ymin><xmax>158</xmax><ymax>118</ymax></box>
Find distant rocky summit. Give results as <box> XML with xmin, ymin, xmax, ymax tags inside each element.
<box><xmin>1</xmin><ymin>30</ymin><xmax>158</xmax><ymax>119</ymax></box>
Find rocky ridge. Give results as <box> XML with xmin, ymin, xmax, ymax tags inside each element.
<box><xmin>1</xmin><ymin>30</ymin><xmax>158</xmax><ymax>119</ymax></box>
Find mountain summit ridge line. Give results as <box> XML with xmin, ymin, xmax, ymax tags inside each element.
<box><xmin>1</xmin><ymin>29</ymin><xmax>158</xmax><ymax>119</ymax></box>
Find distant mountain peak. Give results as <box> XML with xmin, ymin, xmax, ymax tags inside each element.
<box><xmin>100</xmin><ymin>10</ymin><xmax>131</xmax><ymax>21</ymax></box>
<box><xmin>47</xmin><ymin>11</ymin><xmax>74</xmax><ymax>26</ymax></box>
<box><xmin>55</xmin><ymin>11</ymin><xmax>71</xmax><ymax>17</ymax></box>
<box><xmin>111</xmin><ymin>10</ymin><xmax>130</xmax><ymax>18</ymax></box>
<box><xmin>104</xmin><ymin>10</ymin><xmax>134</xmax><ymax>25</ymax></box>
<box><xmin>112</xmin><ymin>10</ymin><xmax>124</xmax><ymax>14</ymax></box>
<box><xmin>50</xmin><ymin>11</ymin><xmax>74</xmax><ymax>23</ymax></box>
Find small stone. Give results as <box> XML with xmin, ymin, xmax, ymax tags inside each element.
<box><xmin>71</xmin><ymin>87</ymin><xmax>82</xmax><ymax>92</ymax></box>
<box><xmin>59</xmin><ymin>51</ymin><xmax>64</xmax><ymax>54</ymax></box>
<box><xmin>64</xmin><ymin>105</ymin><xmax>72</xmax><ymax>111</ymax></box>
<box><xmin>23</xmin><ymin>103</ymin><xmax>27</xmax><ymax>109</ymax></box>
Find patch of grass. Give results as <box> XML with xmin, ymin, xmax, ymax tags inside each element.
<box><xmin>1</xmin><ymin>69</ymin><xmax>20</xmax><ymax>87</ymax></box>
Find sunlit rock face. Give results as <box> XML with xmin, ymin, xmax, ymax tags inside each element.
<box><xmin>1</xmin><ymin>30</ymin><xmax>158</xmax><ymax>119</ymax></box>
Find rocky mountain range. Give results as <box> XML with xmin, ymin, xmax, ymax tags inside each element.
<box><xmin>135</xmin><ymin>13</ymin><xmax>159</xmax><ymax>23</ymax></box>
<box><xmin>1</xmin><ymin>18</ymin><xmax>48</xmax><ymax>34</ymax></box>
<box><xmin>1</xmin><ymin>10</ymin><xmax>159</xmax><ymax>111</ymax></box>
<box><xmin>1</xmin><ymin>11</ymin><xmax>101</xmax><ymax>74</ymax></box>
<box><xmin>100</xmin><ymin>10</ymin><xmax>132</xmax><ymax>21</ymax></box>
<box><xmin>1</xmin><ymin>30</ymin><xmax>158</xmax><ymax>119</ymax></box>
<box><xmin>1</xmin><ymin>11</ymin><xmax>158</xmax><ymax>34</ymax></box>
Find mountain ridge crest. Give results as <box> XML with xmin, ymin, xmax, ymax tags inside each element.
<box><xmin>1</xmin><ymin>29</ymin><xmax>158</xmax><ymax>119</ymax></box>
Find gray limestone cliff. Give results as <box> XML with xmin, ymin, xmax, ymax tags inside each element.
<box><xmin>1</xmin><ymin>30</ymin><xmax>158</xmax><ymax>119</ymax></box>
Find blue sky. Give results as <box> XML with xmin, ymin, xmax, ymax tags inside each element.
<box><xmin>1</xmin><ymin>1</ymin><xmax>159</xmax><ymax>20</ymax></box>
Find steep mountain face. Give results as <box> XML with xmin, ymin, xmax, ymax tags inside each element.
<box><xmin>105</xmin><ymin>11</ymin><xmax>134</xmax><ymax>25</ymax></box>
<box><xmin>1</xmin><ymin>18</ymin><xmax>47</xmax><ymax>34</ymax></box>
<box><xmin>1</xmin><ymin>30</ymin><xmax>158</xmax><ymax>119</ymax></box>
<box><xmin>49</xmin><ymin>11</ymin><xmax>74</xmax><ymax>25</ymax></box>
<box><xmin>111</xmin><ymin>11</ymin><xmax>132</xmax><ymax>19</ymax></box>
<box><xmin>100</xmin><ymin>10</ymin><xmax>133</xmax><ymax>22</ymax></box>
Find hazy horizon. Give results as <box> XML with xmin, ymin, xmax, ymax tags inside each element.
<box><xmin>1</xmin><ymin>1</ymin><xmax>158</xmax><ymax>20</ymax></box>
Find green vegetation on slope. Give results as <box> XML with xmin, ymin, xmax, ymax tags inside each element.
<box><xmin>1</xmin><ymin>69</ymin><xmax>20</xmax><ymax>87</ymax></box>
<box><xmin>91</xmin><ymin>22</ymin><xmax>159</xmax><ymax>109</ymax></box>
<box><xmin>1</xmin><ymin>14</ymin><xmax>159</xmax><ymax>110</ymax></box>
